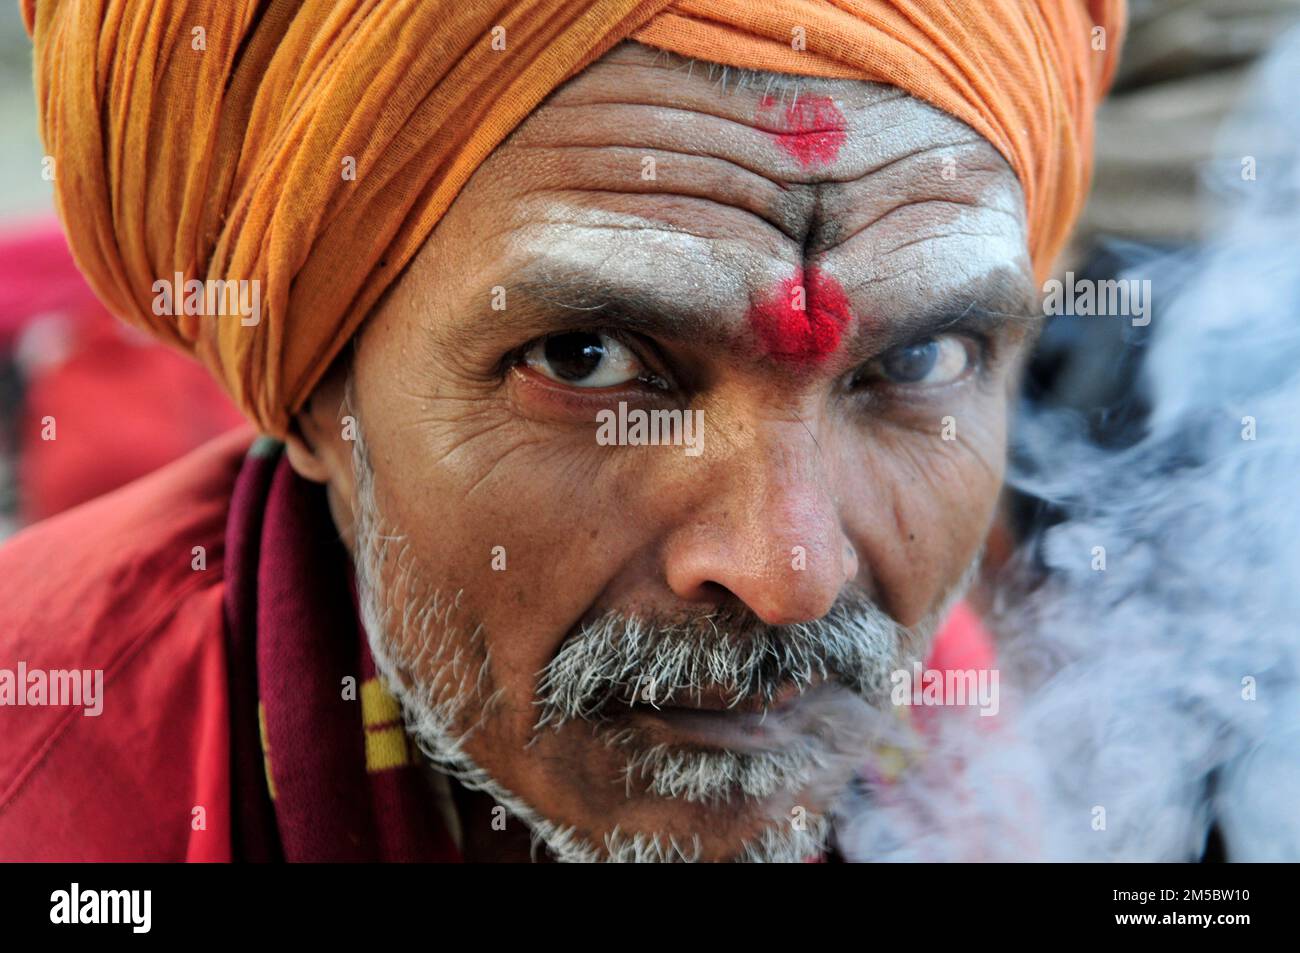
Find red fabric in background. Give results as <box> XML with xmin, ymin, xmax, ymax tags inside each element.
<box><xmin>0</xmin><ymin>223</ymin><xmax>101</xmax><ymax>346</ymax></box>
<box><xmin>926</xmin><ymin>601</ymin><xmax>996</xmax><ymax>674</ymax></box>
<box><xmin>0</xmin><ymin>220</ymin><xmax>242</xmax><ymax>523</ymax></box>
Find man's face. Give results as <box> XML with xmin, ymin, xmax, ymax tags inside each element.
<box><xmin>328</xmin><ymin>42</ymin><xmax>1038</xmax><ymax>861</ymax></box>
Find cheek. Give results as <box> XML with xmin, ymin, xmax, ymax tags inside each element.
<box><xmin>354</xmin><ymin>305</ymin><xmax>678</xmax><ymax>738</ymax></box>
<box><xmin>355</xmin><ymin>386</ymin><xmax>620</xmax><ymax>707</ymax></box>
<box><xmin>843</xmin><ymin>406</ymin><xmax>1007</xmax><ymax>626</ymax></box>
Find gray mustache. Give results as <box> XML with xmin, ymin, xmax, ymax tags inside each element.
<box><xmin>533</xmin><ymin>592</ymin><xmax>923</xmax><ymax>731</ymax></box>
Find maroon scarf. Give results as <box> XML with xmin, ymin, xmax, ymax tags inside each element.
<box><xmin>222</xmin><ymin>438</ymin><xmax>460</xmax><ymax>862</ymax></box>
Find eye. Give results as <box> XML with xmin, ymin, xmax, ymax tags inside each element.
<box><xmin>522</xmin><ymin>331</ymin><xmax>645</xmax><ymax>388</ymax></box>
<box><xmin>868</xmin><ymin>335</ymin><xmax>973</xmax><ymax>387</ymax></box>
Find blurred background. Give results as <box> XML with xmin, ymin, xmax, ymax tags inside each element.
<box><xmin>1037</xmin><ymin>0</ymin><xmax>1300</xmax><ymax>436</ymax></box>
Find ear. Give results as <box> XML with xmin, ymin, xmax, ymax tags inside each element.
<box><xmin>284</xmin><ymin>422</ymin><xmax>331</xmax><ymax>484</ymax></box>
<box><xmin>283</xmin><ymin>354</ymin><xmax>351</xmax><ymax>486</ymax></box>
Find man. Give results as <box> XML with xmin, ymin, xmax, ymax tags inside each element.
<box><xmin>0</xmin><ymin>1</ymin><xmax>1123</xmax><ymax>862</ymax></box>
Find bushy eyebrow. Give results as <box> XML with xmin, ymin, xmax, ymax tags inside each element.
<box><xmin>489</xmin><ymin>264</ymin><xmax>1040</xmax><ymax>359</ymax></box>
<box><xmin>499</xmin><ymin>272</ymin><xmax>726</xmax><ymax>345</ymax></box>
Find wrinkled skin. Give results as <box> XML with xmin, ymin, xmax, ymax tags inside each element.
<box><xmin>286</xmin><ymin>42</ymin><xmax>1039</xmax><ymax>861</ymax></box>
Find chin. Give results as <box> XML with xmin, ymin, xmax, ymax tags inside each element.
<box><xmin>489</xmin><ymin>718</ymin><xmax>846</xmax><ymax>862</ymax></box>
<box><xmin>539</xmin><ymin>796</ymin><xmax>834</xmax><ymax>863</ymax></box>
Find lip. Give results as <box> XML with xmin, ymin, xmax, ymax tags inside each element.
<box><xmin>619</xmin><ymin>677</ymin><xmax>819</xmax><ymax>713</ymax></box>
<box><xmin>617</xmin><ymin>680</ymin><xmax>820</xmax><ymax>751</ymax></box>
<box><xmin>628</xmin><ymin>704</ymin><xmax>792</xmax><ymax>752</ymax></box>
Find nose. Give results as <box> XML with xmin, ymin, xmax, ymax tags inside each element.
<box><xmin>662</xmin><ymin>424</ymin><xmax>858</xmax><ymax>626</ymax></box>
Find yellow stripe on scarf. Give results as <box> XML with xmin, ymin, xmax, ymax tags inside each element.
<box><xmin>257</xmin><ymin>701</ymin><xmax>277</xmax><ymax>801</ymax></box>
<box><xmin>361</xmin><ymin>677</ymin><xmax>412</xmax><ymax>773</ymax></box>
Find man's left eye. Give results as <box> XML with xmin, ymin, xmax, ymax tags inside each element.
<box><xmin>869</xmin><ymin>335</ymin><xmax>974</xmax><ymax>387</ymax></box>
<box><xmin>523</xmin><ymin>331</ymin><xmax>645</xmax><ymax>388</ymax></box>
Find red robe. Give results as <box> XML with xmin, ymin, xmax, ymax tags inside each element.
<box><xmin>0</xmin><ymin>429</ymin><xmax>247</xmax><ymax>860</ymax></box>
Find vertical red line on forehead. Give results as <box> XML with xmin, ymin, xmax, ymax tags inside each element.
<box><xmin>748</xmin><ymin>266</ymin><xmax>852</xmax><ymax>365</ymax></box>
<box><xmin>756</xmin><ymin>93</ymin><xmax>848</xmax><ymax>169</ymax></box>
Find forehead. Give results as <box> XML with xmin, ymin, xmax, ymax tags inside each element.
<box><xmin>443</xmin><ymin>41</ymin><xmax>1032</xmax><ymax>338</ymax></box>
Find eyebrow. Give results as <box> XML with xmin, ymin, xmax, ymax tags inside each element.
<box><xmin>502</xmin><ymin>272</ymin><xmax>725</xmax><ymax>344</ymax></box>
<box><xmin>851</xmin><ymin>268</ymin><xmax>1042</xmax><ymax>356</ymax></box>
<box><xmin>494</xmin><ymin>265</ymin><xmax>1040</xmax><ymax>361</ymax></box>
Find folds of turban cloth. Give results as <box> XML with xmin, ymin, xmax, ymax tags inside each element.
<box><xmin>23</xmin><ymin>0</ymin><xmax>1126</xmax><ymax>435</ymax></box>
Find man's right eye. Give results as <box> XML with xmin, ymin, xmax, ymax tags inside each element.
<box><xmin>522</xmin><ymin>331</ymin><xmax>645</xmax><ymax>388</ymax></box>
<box><xmin>854</xmin><ymin>334</ymin><xmax>977</xmax><ymax>389</ymax></box>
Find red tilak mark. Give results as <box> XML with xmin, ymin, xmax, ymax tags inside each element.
<box><xmin>748</xmin><ymin>266</ymin><xmax>852</xmax><ymax>365</ymax></box>
<box><xmin>757</xmin><ymin>94</ymin><xmax>847</xmax><ymax>169</ymax></box>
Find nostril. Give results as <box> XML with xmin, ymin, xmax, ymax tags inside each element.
<box><xmin>681</xmin><ymin>579</ymin><xmax>735</xmax><ymax>607</ymax></box>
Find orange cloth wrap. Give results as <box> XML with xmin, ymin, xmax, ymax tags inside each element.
<box><xmin>23</xmin><ymin>0</ymin><xmax>1125</xmax><ymax>435</ymax></box>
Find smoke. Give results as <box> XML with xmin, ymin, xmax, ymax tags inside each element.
<box><xmin>836</xmin><ymin>26</ymin><xmax>1300</xmax><ymax>862</ymax></box>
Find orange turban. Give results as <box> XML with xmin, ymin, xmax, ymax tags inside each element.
<box><xmin>24</xmin><ymin>0</ymin><xmax>1125</xmax><ymax>435</ymax></box>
